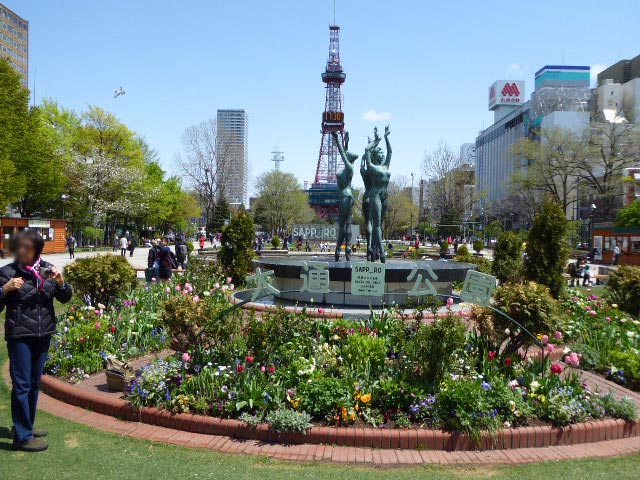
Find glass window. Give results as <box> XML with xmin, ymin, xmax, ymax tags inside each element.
<box><xmin>630</xmin><ymin>237</ymin><xmax>640</xmax><ymax>253</ymax></box>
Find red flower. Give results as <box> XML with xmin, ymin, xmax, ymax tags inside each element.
<box><xmin>110</xmin><ymin>325</ymin><xmax>116</xmax><ymax>333</ymax></box>
<box><xmin>550</xmin><ymin>363</ymin><xmax>563</xmax><ymax>375</ymax></box>
<box><xmin>487</xmin><ymin>351</ymin><xmax>496</xmax><ymax>361</ymax></box>
<box><xmin>504</xmin><ymin>357</ymin><xmax>512</xmax><ymax>367</ymax></box>
<box><xmin>268</xmin><ymin>365</ymin><xmax>276</xmax><ymax>374</ymax></box>
<box><xmin>237</xmin><ymin>365</ymin><xmax>245</xmax><ymax>373</ymax></box>
<box><xmin>245</xmin><ymin>355</ymin><xmax>254</xmax><ymax>364</ymax></box>
<box><xmin>79</xmin><ymin>337</ymin><xmax>85</xmax><ymax>342</ymax></box>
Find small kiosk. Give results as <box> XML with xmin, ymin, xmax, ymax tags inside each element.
<box><xmin>0</xmin><ymin>218</ymin><xmax>68</xmax><ymax>254</ymax></box>
<box><xmin>592</xmin><ymin>223</ymin><xmax>640</xmax><ymax>266</ymax></box>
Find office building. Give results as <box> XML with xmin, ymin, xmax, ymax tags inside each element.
<box><xmin>476</xmin><ymin>66</ymin><xmax>591</xmax><ymax>208</ymax></box>
<box><xmin>0</xmin><ymin>2</ymin><xmax>28</xmax><ymax>87</ymax></box>
<box><xmin>216</xmin><ymin>109</ymin><xmax>249</xmax><ymax>207</ymax></box>
<box><xmin>594</xmin><ymin>53</ymin><xmax>640</xmax><ymax>124</ymax></box>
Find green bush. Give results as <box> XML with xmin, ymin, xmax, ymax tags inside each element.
<box><xmin>607</xmin><ymin>266</ymin><xmax>640</xmax><ymax>316</ymax></box>
<box><xmin>185</xmin><ymin>241</ymin><xmax>195</xmax><ymax>254</ymax></box>
<box><xmin>219</xmin><ymin>209</ymin><xmax>256</xmax><ymax>285</ymax></box>
<box><xmin>271</xmin><ymin>236</ymin><xmax>281</xmax><ymax>249</ymax></box>
<box><xmin>266</xmin><ymin>409</ymin><xmax>313</xmax><ymax>433</ymax></box>
<box><xmin>524</xmin><ymin>200</ymin><xmax>570</xmax><ymax>298</ymax></box>
<box><xmin>340</xmin><ymin>333</ymin><xmax>388</xmax><ymax>375</ymax></box>
<box><xmin>472</xmin><ymin>239</ymin><xmax>484</xmax><ymax>254</ymax></box>
<box><xmin>405</xmin><ymin>314</ymin><xmax>467</xmax><ymax>389</ymax></box>
<box><xmin>297</xmin><ymin>376</ymin><xmax>352</xmax><ymax>419</ymax></box>
<box><xmin>457</xmin><ymin>244</ymin><xmax>469</xmax><ymax>257</ymax></box>
<box><xmin>64</xmin><ymin>255</ymin><xmax>137</xmax><ymax>308</ymax></box>
<box><xmin>477</xmin><ymin>282</ymin><xmax>559</xmax><ymax>353</ymax></box>
<box><xmin>492</xmin><ymin>231</ymin><xmax>523</xmax><ymax>284</ymax></box>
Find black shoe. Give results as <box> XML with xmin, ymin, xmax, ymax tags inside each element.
<box><xmin>13</xmin><ymin>438</ymin><xmax>49</xmax><ymax>452</ymax></box>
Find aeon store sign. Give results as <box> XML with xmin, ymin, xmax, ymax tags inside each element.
<box><xmin>488</xmin><ymin>80</ymin><xmax>525</xmax><ymax>110</ymax></box>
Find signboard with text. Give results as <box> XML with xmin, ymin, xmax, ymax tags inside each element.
<box><xmin>488</xmin><ymin>80</ymin><xmax>525</xmax><ymax>110</ymax></box>
<box><xmin>292</xmin><ymin>224</ymin><xmax>359</xmax><ymax>243</ymax></box>
<box><xmin>351</xmin><ymin>262</ymin><xmax>386</xmax><ymax>296</ymax></box>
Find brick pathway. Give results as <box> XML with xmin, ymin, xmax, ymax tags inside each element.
<box><xmin>4</xmin><ymin>361</ymin><xmax>640</xmax><ymax>465</ymax></box>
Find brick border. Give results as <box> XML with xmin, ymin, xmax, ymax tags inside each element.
<box><xmin>39</xmin><ymin>373</ymin><xmax>640</xmax><ymax>451</ymax></box>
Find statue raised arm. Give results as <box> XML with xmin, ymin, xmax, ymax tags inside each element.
<box><xmin>332</xmin><ymin>131</ymin><xmax>358</xmax><ymax>261</ymax></box>
<box><xmin>384</xmin><ymin>125</ymin><xmax>392</xmax><ymax>167</ymax></box>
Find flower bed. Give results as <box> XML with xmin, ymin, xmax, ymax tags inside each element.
<box><xmin>561</xmin><ymin>289</ymin><xmax>640</xmax><ymax>390</ymax></box>
<box><xmin>123</xmin><ymin>283</ymin><xmax>637</xmax><ymax>440</ymax></box>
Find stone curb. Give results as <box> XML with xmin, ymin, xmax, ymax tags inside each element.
<box><xmin>40</xmin><ymin>374</ymin><xmax>640</xmax><ymax>451</ymax></box>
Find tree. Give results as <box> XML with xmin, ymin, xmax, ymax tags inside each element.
<box><xmin>210</xmin><ymin>195</ymin><xmax>230</xmax><ymax>232</ymax></box>
<box><xmin>524</xmin><ymin>201</ymin><xmax>570</xmax><ymax>298</ymax></box>
<box><xmin>176</xmin><ymin>120</ymin><xmax>234</xmax><ymax>227</ymax></box>
<box><xmin>511</xmin><ymin>128</ymin><xmax>587</xmax><ymax>217</ymax></box>
<box><xmin>219</xmin><ymin>209</ymin><xmax>256</xmax><ymax>285</ymax></box>
<box><xmin>0</xmin><ymin>58</ymin><xmax>31</xmax><ymax>209</ymax></box>
<box><xmin>253</xmin><ymin>171</ymin><xmax>315</xmax><ymax>235</ymax></box>
<box><xmin>582</xmin><ymin>119</ymin><xmax>640</xmax><ymax>218</ymax></box>
<box><xmin>616</xmin><ymin>200</ymin><xmax>640</xmax><ymax>228</ymax></box>
<box><xmin>422</xmin><ymin>142</ymin><xmax>475</xmax><ymax>225</ymax></box>
<box><xmin>383</xmin><ymin>179</ymin><xmax>417</xmax><ymax>239</ymax></box>
<box><xmin>484</xmin><ymin>220</ymin><xmax>503</xmax><ymax>240</ymax></box>
<box><xmin>492</xmin><ymin>231</ymin><xmax>523</xmax><ymax>284</ymax></box>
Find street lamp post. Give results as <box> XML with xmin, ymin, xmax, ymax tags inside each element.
<box><xmin>61</xmin><ymin>194</ymin><xmax>70</xmax><ymax>220</ymax></box>
<box><xmin>410</xmin><ymin>172</ymin><xmax>415</xmax><ymax>239</ymax></box>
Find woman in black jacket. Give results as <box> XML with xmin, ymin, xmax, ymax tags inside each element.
<box><xmin>1</xmin><ymin>230</ymin><xmax>73</xmax><ymax>452</ymax></box>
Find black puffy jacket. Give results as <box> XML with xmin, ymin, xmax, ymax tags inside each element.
<box><xmin>0</xmin><ymin>260</ymin><xmax>73</xmax><ymax>340</ymax></box>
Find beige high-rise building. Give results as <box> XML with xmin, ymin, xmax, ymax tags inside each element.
<box><xmin>0</xmin><ymin>3</ymin><xmax>28</xmax><ymax>87</ymax></box>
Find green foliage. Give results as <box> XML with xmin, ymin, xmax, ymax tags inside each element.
<box><xmin>219</xmin><ymin>209</ymin><xmax>256</xmax><ymax>285</ymax></box>
<box><xmin>607</xmin><ymin>266</ymin><xmax>640</xmax><ymax>316</ymax></box>
<box><xmin>405</xmin><ymin>314</ymin><xmax>467</xmax><ymax>389</ymax></box>
<box><xmin>265</xmin><ymin>409</ymin><xmax>313</xmax><ymax>433</ymax></box>
<box><xmin>270</xmin><ymin>236</ymin><xmax>281</xmax><ymax>249</ymax></box>
<box><xmin>64</xmin><ymin>255</ymin><xmax>137</xmax><ymax>308</ymax></box>
<box><xmin>479</xmin><ymin>282</ymin><xmax>559</xmax><ymax>352</ymax></box>
<box><xmin>245</xmin><ymin>309</ymin><xmax>313</xmax><ymax>364</ymax></box>
<box><xmin>253</xmin><ymin>171</ymin><xmax>316</xmax><ymax>235</ymax></box>
<box><xmin>472</xmin><ymin>239</ymin><xmax>484</xmax><ymax>254</ymax></box>
<box><xmin>525</xmin><ymin>200</ymin><xmax>570</xmax><ymax>298</ymax></box>
<box><xmin>616</xmin><ymin>200</ymin><xmax>640</xmax><ymax>228</ymax></box>
<box><xmin>492</xmin><ymin>231</ymin><xmax>523</xmax><ymax>283</ymax></box>
<box><xmin>457</xmin><ymin>244</ymin><xmax>469</xmax><ymax>256</ymax></box>
<box><xmin>210</xmin><ymin>195</ymin><xmax>231</xmax><ymax>232</ymax></box>
<box><xmin>297</xmin><ymin>377</ymin><xmax>352</xmax><ymax>419</ymax></box>
<box><xmin>484</xmin><ymin>220</ymin><xmax>503</xmax><ymax>240</ymax></box>
<box><xmin>340</xmin><ymin>333</ymin><xmax>388</xmax><ymax>375</ymax></box>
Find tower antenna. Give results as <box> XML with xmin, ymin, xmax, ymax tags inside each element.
<box><xmin>270</xmin><ymin>147</ymin><xmax>284</xmax><ymax>172</ymax></box>
<box><xmin>333</xmin><ymin>0</ymin><xmax>336</xmax><ymax>25</ymax></box>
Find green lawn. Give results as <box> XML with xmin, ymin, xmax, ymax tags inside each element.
<box><xmin>2</xmin><ymin>338</ymin><xmax>640</xmax><ymax>479</ymax></box>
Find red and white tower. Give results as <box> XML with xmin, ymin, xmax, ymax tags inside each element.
<box><xmin>308</xmin><ymin>25</ymin><xmax>346</xmax><ymax>218</ymax></box>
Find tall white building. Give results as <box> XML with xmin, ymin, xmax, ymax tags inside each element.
<box><xmin>217</xmin><ymin>109</ymin><xmax>249</xmax><ymax>207</ymax></box>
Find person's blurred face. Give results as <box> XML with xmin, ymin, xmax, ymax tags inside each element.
<box><xmin>15</xmin><ymin>239</ymin><xmax>37</xmax><ymax>265</ymax></box>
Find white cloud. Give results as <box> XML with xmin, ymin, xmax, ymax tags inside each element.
<box><xmin>508</xmin><ymin>62</ymin><xmax>521</xmax><ymax>72</ymax></box>
<box><xmin>591</xmin><ymin>63</ymin><xmax>607</xmax><ymax>85</ymax></box>
<box><xmin>362</xmin><ymin>109</ymin><xmax>391</xmax><ymax>122</ymax></box>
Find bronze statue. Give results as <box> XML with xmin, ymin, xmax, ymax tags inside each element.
<box><xmin>332</xmin><ymin>131</ymin><xmax>358</xmax><ymax>261</ymax></box>
<box><xmin>364</xmin><ymin>126</ymin><xmax>391</xmax><ymax>263</ymax></box>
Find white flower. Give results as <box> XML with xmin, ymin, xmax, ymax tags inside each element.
<box><xmin>530</xmin><ymin>380</ymin><xmax>540</xmax><ymax>392</ymax></box>
<box><xmin>503</xmin><ymin>421</ymin><xmax>511</xmax><ymax>428</ymax></box>
<box><xmin>504</xmin><ymin>328</ymin><xmax>511</xmax><ymax>336</ymax></box>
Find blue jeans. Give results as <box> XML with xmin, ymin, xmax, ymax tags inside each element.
<box><xmin>7</xmin><ymin>336</ymin><xmax>51</xmax><ymax>442</ymax></box>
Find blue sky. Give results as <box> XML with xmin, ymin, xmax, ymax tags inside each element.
<box><xmin>12</xmin><ymin>0</ymin><xmax>640</xmax><ymax>193</ymax></box>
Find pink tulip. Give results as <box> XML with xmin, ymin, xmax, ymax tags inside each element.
<box><xmin>606</xmin><ymin>317</ymin><xmax>611</xmax><ymax>322</ymax></box>
<box><xmin>589</xmin><ymin>310</ymin><xmax>597</xmax><ymax>317</ymax></box>
<box><xmin>94</xmin><ymin>322</ymin><xmax>101</xmax><ymax>330</ymax></box>
<box><xmin>182</xmin><ymin>352</ymin><xmax>191</xmax><ymax>363</ymax></box>
<box><xmin>226</xmin><ymin>277</ymin><xmax>233</xmax><ymax>284</ymax></box>
<box><xmin>151</xmin><ymin>277</ymin><xmax>157</xmax><ymax>283</ymax></box>
<box><xmin>541</xmin><ymin>335</ymin><xmax>549</xmax><ymax>345</ymax></box>
<box><xmin>175</xmin><ymin>285</ymin><xmax>181</xmax><ymax>292</ymax></box>
<box><xmin>554</xmin><ymin>331</ymin><xmax>563</xmax><ymax>341</ymax></box>
<box><xmin>546</xmin><ymin>343</ymin><xmax>555</xmax><ymax>353</ymax></box>
<box><xmin>193</xmin><ymin>295</ymin><xmax>200</xmax><ymax>302</ymax></box>
<box><xmin>165</xmin><ymin>287</ymin><xmax>171</xmax><ymax>293</ymax></box>
<box><xmin>318</xmin><ymin>307</ymin><xmax>324</xmax><ymax>315</ymax></box>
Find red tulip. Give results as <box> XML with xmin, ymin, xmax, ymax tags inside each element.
<box><xmin>487</xmin><ymin>351</ymin><xmax>496</xmax><ymax>361</ymax></box>
<box><xmin>268</xmin><ymin>365</ymin><xmax>276</xmax><ymax>374</ymax></box>
<box><xmin>237</xmin><ymin>365</ymin><xmax>245</xmax><ymax>373</ymax></box>
<box><xmin>504</xmin><ymin>357</ymin><xmax>512</xmax><ymax>367</ymax></box>
<box><xmin>550</xmin><ymin>363</ymin><xmax>563</xmax><ymax>375</ymax></box>
<box><xmin>245</xmin><ymin>355</ymin><xmax>254</xmax><ymax>364</ymax></box>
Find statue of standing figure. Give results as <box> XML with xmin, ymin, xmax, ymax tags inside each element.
<box><xmin>361</xmin><ymin>126</ymin><xmax>391</xmax><ymax>263</ymax></box>
<box><xmin>331</xmin><ymin>131</ymin><xmax>358</xmax><ymax>261</ymax></box>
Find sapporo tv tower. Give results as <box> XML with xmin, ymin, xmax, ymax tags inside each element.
<box><xmin>307</xmin><ymin>21</ymin><xmax>346</xmax><ymax>219</ymax></box>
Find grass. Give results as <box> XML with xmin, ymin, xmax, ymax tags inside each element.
<box><xmin>2</xmin><ymin>339</ymin><xmax>640</xmax><ymax>479</ymax></box>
